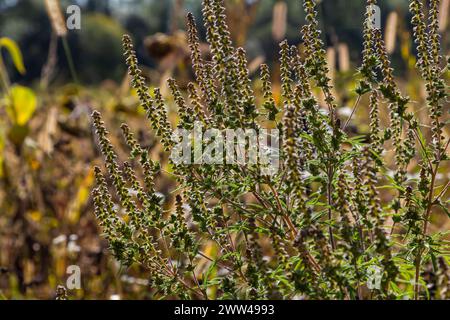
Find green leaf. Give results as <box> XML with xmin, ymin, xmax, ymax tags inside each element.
<box><xmin>430</xmin><ymin>251</ymin><xmax>438</xmax><ymax>273</ymax></box>
<box><xmin>436</xmin><ymin>201</ymin><xmax>450</xmax><ymax>218</ymax></box>
<box><xmin>6</xmin><ymin>85</ymin><xmax>37</xmax><ymax>125</ymax></box>
<box><xmin>415</xmin><ymin>127</ymin><xmax>432</xmax><ymax>160</ymax></box>
<box><xmin>7</xmin><ymin>124</ymin><xmax>29</xmax><ymax>146</ymax></box>
<box><xmin>0</xmin><ymin>37</ymin><xmax>26</xmax><ymax>75</ymax></box>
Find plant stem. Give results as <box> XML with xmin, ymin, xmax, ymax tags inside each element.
<box><xmin>343</xmin><ymin>95</ymin><xmax>362</xmax><ymax>131</ymax></box>
<box><xmin>0</xmin><ymin>55</ymin><xmax>11</xmax><ymax>94</ymax></box>
<box><xmin>414</xmin><ymin>163</ymin><xmax>438</xmax><ymax>300</ymax></box>
<box><xmin>434</xmin><ymin>181</ymin><xmax>450</xmax><ymax>203</ymax></box>
<box><xmin>327</xmin><ymin>166</ymin><xmax>336</xmax><ymax>251</ymax></box>
<box><xmin>62</xmin><ymin>36</ymin><xmax>79</xmax><ymax>84</ymax></box>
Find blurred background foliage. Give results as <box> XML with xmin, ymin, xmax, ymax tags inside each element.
<box><xmin>0</xmin><ymin>0</ymin><xmax>434</xmax><ymax>84</ymax></box>
<box><xmin>0</xmin><ymin>0</ymin><xmax>448</xmax><ymax>299</ymax></box>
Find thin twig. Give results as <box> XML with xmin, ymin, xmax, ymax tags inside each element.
<box><xmin>343</xmin><ymin>95</ymin><xmax>362</xmax><ymax>131</ymax></box>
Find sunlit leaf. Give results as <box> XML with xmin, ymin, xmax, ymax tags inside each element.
<box><xmin>6</xmin><ymin>85</ymin><xmax>37</xmax><ymax>126</ymax></box>
<box><xmin>0</xmin><ymin>37</ymin><xmax>26</xmax><ymax>75</ymax></box>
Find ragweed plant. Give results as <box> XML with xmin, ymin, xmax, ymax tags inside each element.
<box><xmin>92</xmin><ymin>0</ymin><xmax>449</xmax><ymax>300</ymax></box>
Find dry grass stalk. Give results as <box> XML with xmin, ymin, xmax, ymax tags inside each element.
<box><xmin>272</xmin><ymin>1</ymin><xmax>288</xmax><ymax>41</ymax></box>
<box><xmin>338</xmin><ymin>43</ymin><xmax>350</xmax><ymax>72</ymax></box>
<box><xmin>439</xmin><ymin>0</ymin><xmax>449</xmax><ymax>31</ymax></box>
<box><xmin>45</xmin><ymin>0</ymin><xmax>68</xmax><ymax>37</ymax></box>
<box><xmin>385</xmin><ymin>12</ymin><xmax>398</xmax><ymax>54</ymax></box>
